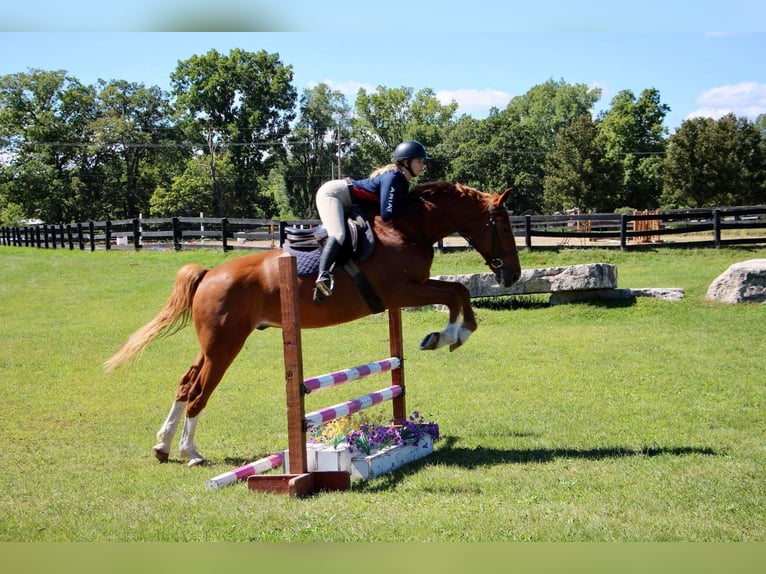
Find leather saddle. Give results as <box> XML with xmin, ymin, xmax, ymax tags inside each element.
<box><xmin>283</xmin><ymin>206</ymin><xmax>383</xmax><ymax>313</ymax></box>
<box><xmin>284</xmin><ymin>205</ymin><xmax>375</xmax><ymax>270</ymax></box>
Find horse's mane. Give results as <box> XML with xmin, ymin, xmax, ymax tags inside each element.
<box><xmin>409</xmin><ymin>180</ymin><xmax>489</xmax><ymax>207</ymax></box>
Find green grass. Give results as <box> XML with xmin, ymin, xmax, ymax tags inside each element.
<box><xmin>1</xmin><ymin>245</ymin><xmax>765</xmax><ymax>541</ymax></box>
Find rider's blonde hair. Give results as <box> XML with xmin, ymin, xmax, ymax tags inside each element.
<box><xmin>369</xmin><ymin>163</ymin><xmax>398</xmax><ymax>177</ymax></box>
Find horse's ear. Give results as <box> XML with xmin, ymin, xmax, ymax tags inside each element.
<box><xmin>498</xmin><ymin>187</ymin><xmax>512</xmax><ymax>206</ymax></box>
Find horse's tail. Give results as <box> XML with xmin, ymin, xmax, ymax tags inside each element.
<box><xmin>103</xmin><ymin>263</ymin><xmax>208</xmax><ymax>374</ymax></box>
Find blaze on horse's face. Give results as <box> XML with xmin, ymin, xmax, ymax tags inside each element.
<box><xmin>487</xmin><ymin>188</ymin><xmax>521</xmax><ymax>287</ymax></box>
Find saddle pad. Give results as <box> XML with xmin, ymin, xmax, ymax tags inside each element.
<box><xmin>284</xmin><ymin>245</ymin><xmax>321</xmax><ymax>277</ymax></box>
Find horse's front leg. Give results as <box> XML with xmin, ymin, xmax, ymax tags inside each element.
<box><xmin>394</xmin><ymin>279</ymin><xmax>477</xmax><ymax>351</ymax></box>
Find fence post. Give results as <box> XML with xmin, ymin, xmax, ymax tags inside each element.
<box><xmin>43</xmin><ymin>225</ymin><xmax>50</xmax><ymax>249</ymax></box>
<box><xmin>221</xmin><ymin>218</ymin><xmax>230</xmax><ymax>252</ymax></box>
<box><xmin>132</xmin><ymin>219</ymin><xmax>141</xmax><ymax>251</ymax></box>
<box><xmin>67</xmin><ymin>224</ymin><xmax>74</xmax><ymax>250</ymax></box>
<box><xmin>172</xmin><ymin>217</ymin><xmax>181</xmax><ymax>251</ymax></box>
<box><xmin>713</xmin><ymin>209</ymin><xmax>721</xmax><ymax>248</ymax></box>
<box><xmin>88</xmin><ymin>222</ymin><xmax>95</xmax><ymax>252</ymax></box>
<box><xmin>620</xmin><ymin>214</ymin><xmax>628</xmax><ymax>251</ymax></box>
<box><xmin>524</xmin><ymin>215</ymin><xmax>532</xmax><ymax>251</ymax></box>
<box><xmin>279</xmin><ymin>220</ymin><xmax>287</xmax><ymax>248</ymax></box>
<box><xmin>105</xmin><ymin>220</ymin><xmax>112</xmax><ymax>251</ymax></box>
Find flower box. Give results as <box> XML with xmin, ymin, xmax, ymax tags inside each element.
<box><xmin>282</xmin><ymin>435</ymin><xmax>433</xmax><ymax>480</ymax></box>
<box><xmin>349</xmin><ymin>433</ymin><xmax>434</xmax><ymax>480</ymax></box>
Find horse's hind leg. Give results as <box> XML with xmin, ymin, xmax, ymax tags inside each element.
<box><xmin>153</xmin><ymin>400</ymin><xmax>186</xmax><ymax>462</ymax></box>
<box><xmin>156</xmin><ymin>333</ymin><xmax>245</xmax><ymax>466</ymax></box>
<box><xmin>152</xmin><ymin>355</ymin><xmax>205</xmax><ymax>463</ymax></box>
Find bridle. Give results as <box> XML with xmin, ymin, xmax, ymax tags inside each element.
<box><xmin>417</xmin><ymin>194</ymin><xmax>519</xmax><ymax>272</ymax></box>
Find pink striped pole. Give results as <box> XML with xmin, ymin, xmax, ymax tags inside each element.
<box><xmin>303</xmin><ymin>357</ymin><xmax>401</xmax><ymax>393</ymax></box>
<box><xmin>304</xmin><ymin>385</ymin><xmax>403</xmax><ymax>428</ymax></box>
<box><xmin>205</xmin><ymin>452</ymin><xmax>284</xmax><ymax>490</ymax></box>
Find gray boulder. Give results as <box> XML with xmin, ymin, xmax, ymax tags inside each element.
<box><xmin>705</xmin><ymin>259</ymin><xmax>766</xmax><ymax>304</ymax></box>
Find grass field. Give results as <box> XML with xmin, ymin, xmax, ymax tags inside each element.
<box><xmin>1</xmin><ymin>244</ymin><xmax>765</xmax><ymax>542</ymax></box>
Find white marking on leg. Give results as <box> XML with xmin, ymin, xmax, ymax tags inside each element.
<box><xmin>444</xmin><ymin>320</ymin><xmax>459</xmax><ymax>343</ymax></box>
<box><xmin>179</xmin><ymin>415</ymin><xmax>206</xmax><ymax>467</ymax></box>
<box><xmin>154</xmin><ymin>400</ymin><xmax>185</xmax><ymax>455</ymax></box>
<box><xmin>433</xmin><ymin>320</ymin><xmax>459</xmax><ymax>349</ymax></box>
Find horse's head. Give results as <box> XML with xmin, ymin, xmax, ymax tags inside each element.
<box><xmin>414</xmin><ymin>182</ymin><xmax>521</xmax><ymax>287</ymax></box>
<box><xmin>477</xmin><ymin>188</ymin><xmax>521</xmax><ymax>287</ymax></box>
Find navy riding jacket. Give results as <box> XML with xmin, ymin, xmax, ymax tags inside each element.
<box><xmin>348</xmin><ymin>168</ymin><xmax>409</xmax><ymax>221</ymax></box>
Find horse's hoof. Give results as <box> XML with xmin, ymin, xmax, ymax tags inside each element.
<box><xmin>420</xmin><ymin>332</ymin><xmax>439</xmax><ymax>350</ymax></box>
<box><xmin>153</xmin><ymin>446</ymin><xmax>170</xmax><ymax>463</ymax></box>
<box><xmin>449</xmin><ymin>340</ymin><xmax>464</xmax><ymax>352</ymax></box>
<box><xmin>187</xmin><ymin>457</ymin><xmax>206</xmax><ymax>468</ymax></box>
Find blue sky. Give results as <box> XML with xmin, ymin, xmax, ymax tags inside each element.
<box><xmin>2</xmin><ymin>2</ymin><xmax>765</xmax><ymax>132</ymax></box>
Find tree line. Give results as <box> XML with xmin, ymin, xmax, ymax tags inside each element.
<box><xmin>1</xmin><ymin>47</ymin><xmax>765</xmax><ymax>226</ymax></box>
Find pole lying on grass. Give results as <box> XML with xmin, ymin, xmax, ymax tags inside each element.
<box><xmin>205</xmin><ymin>452</ymin><xmax>284</xmax><ymax>490</ymax></box>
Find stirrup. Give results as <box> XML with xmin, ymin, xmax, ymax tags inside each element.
<box><xmin>315</xmin><ymin>272</ymin><xmax>334</xmax><ymax>297</ymax></box>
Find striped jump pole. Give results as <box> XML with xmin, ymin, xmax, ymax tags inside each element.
<box><xmin>303</xmin><ymin>357</ymin><xmax>401</xmax><ymax>393</ymax></box>
<box><xmin>304</xmin><ymin>385</ymin><xmax>403</xmax><ymax>428</ymax></box>
<box><xmin>206</xmin><ymin>452</ymin><xmax>284</xmax><ymax>490</ymax></box>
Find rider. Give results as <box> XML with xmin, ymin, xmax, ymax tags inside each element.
<box><xmin>314</xmin><ymin>140</ymin><xmax>430</xmax><ymax>302</ymax></box>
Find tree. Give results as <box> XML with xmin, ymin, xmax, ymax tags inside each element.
<box><xmin>351</xmin><ymin>86</ymin><xmax>457</xmax><ymax>177</ymax></box>
<box><xmin>599</xmin><ymin>88</ymin><xmax>669</xmax><ymax>209</ymax></box>
<box><xmin>91</xmin><ymin>79</ymin><xmax>176</xmax><ymax>218</ymax></box>
<box><xmin>442</xmin><ymin>112</ymin><xmax>537</xmax><ymax>212</ymax></box>
<box><xmin>0</xmin><ymin>69</ymin><xmax>99</xmax><ymax>222</ymax></box>
<box><xmin>283</xmin><ymin>83</ymin><xmax>350</xmax><ymax>218</ymax></box>
<box><xmin>171</xmin><ymin>48</ymin><xmax>296</xmax><ymax>217</ymax></box>
<box><xmin>543</xmin><ymin>115</ymin><xmax>622</xmax><ymax>212</ymax></box>
<box><xmin>662</xmin><ymin>114</ymin><xmax>766</xmax><ymax>207</ymax></box>
<box><xmin>444</xmin><ymin>79</ymin><xmax>601</xmax><ymax>213</ymax></box>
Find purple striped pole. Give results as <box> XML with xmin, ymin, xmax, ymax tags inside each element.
<box><xmin>205</xmin><ymin>452</ymin><xmax>284</xmax><ymax>490</ymax></box>
<box><xmin>303</xmin><ymin>357</ymin><xmax>401</xmax><ymax>393</ymax></box>
<box><xmin>304</xmin><ymin>385</ymin><xmax>402</xmax><ymax>428</ymax></box>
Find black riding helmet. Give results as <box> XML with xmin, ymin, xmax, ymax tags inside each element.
<box><xmin>393</xmin><ymin>141</ymin><xmax>430</xmax><ymax>177</ymax></box>
<box><xmin>393</xmin><ymin>140</ymin><xmax>431</xmax><ymax>161</ymax></box>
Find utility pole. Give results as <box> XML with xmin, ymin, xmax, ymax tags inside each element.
<box><xmin>336</xmin><ymin>123</ymin><xmax>342</xmax><ymax>177</ymax></box>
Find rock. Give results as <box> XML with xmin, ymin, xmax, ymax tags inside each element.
<box><xmin>432</xmin><ymin>263</ymin><xmax>618</xmax><ymax>297</ymax></box>
<box><xmin>629</xmin><ymin>288</ymin><xmax>685</xmax><ymax>301</ymax></box>
<box><xmin>705</xmin><ymin>259</ymin><xmax>766</xmax><ymax>304</ymax></box>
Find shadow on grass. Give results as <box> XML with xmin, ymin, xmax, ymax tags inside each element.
<box><xmin>471</xmin><ymin>295</ymin><xmax>636</xmax><ymax>311</ymax></box>
<box><xmin>353</xmin><ymin>436</ymin><xmax>718</xmax><ymax>493</ymax></box>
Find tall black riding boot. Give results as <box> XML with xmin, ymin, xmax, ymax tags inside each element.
<box><xmin>313</xmin><ymin>237</ymin><xmax>342</xmax><ymax>304</ymax></box>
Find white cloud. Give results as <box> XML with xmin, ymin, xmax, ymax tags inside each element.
<box><xmin>686</xmin><ymin>81</ymin><xmax>766</xmax><ymax>121</ymax></box>
<box><xmin>435</xmin><ymin>88</ymin><xmax>512</xmax><ymax>117</ymax></box>
<box><xmin>305</xmin><ymin>83</ymin><xmax>513</xmax><ymax>118</ymax></box>
<box><xmin>307</xmin><ymin>79</ymin><xmax>374</xmax><ymax>96</ymax></box>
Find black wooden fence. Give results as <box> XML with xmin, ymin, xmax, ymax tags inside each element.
<box><xmin>3</xmin><ymin>205</ymin><xmax>766</xmax><ymax>252</ymax></box>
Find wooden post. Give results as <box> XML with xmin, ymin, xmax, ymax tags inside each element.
<box><xmin>388</xmin><ymin>307</ymin><xmax>406</xmax><ymax>422</ymax></box>
<box><xmin>279</xmin><ymin>252</ymin><xmax>308</xmax><ymax>475</ymax></box>
<box><xmin>105</xmin><ymin>220</ymin><xmax>112</xmax><ymax>250</ymax></box>
<box><xmin>713</xmin><ymin>209</ymin><xmax>721</xmax><ymax>248</ymax></box>
<box><xmin>248</xmin><ymin>252</ymin><xmax>351</xmax><ymax>496</ymax></box>
<box><xmin>524</xmin><ymin>215</ymin><xmax>532</xmax><ymax>252</ymax></box>
<box><xmin>620</xmin><ymin>214</ymin><xmax>628</xmax><ymax>251</ymax></box>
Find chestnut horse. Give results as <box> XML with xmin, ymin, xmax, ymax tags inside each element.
<box><xmin>104</xmin><ymin>181</ymin><xmax>521</xmax><ymax>466</ymax></box>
